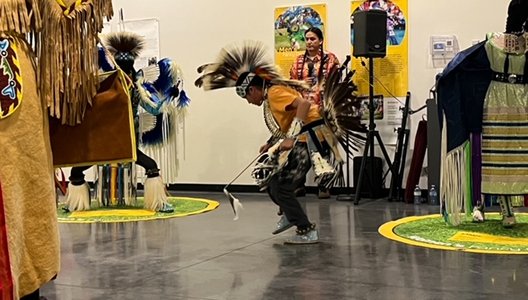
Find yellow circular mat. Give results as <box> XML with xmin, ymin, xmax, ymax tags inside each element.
<box><xmin>379</xmin><ymin>213</ymin><xmax>528</xmax><ymax>255</ymax></box>
<box><xmin>58</xmin><ymin>196</ymin><xmax>219</xmax><ymax>224</ymax></box>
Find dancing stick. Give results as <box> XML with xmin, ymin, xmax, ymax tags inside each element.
<box><xmin>223</xmin><ymin>153</ymin><xmax>262</xmax><ymax>220</ymax></box>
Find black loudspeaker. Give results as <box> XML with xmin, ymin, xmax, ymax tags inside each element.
<box><xmin>352</xmin><ymin>10</ymin><xmax>387</xmax><ymax>58</ymax></box>
<box><xmin>353</xmin><ymin>156</ymin><xmax>383</xmax><ymax>198</ymax></box>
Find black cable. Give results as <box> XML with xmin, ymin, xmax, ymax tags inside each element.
<box><xmin>359</xmin><ymin>59</ymin><xmax>405</xmax><ymax>106</ymax></box>
<box><xmin>359</xmin><ymin>58</ymin><xmax>437</xmax><ymax>114</ymax></box>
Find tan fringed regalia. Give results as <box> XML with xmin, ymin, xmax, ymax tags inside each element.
<box><xmin>40</xmin><ymin>0</ymin><xmax>114</xmax><ymax>125</ymax></box>
<box><xmin>0</xmin><ymin>0</ymin><xmax>113</xmax><ymax>298</ymax></box>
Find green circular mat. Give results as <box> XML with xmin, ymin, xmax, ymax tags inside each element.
<box><xmin>58</xmin><ymin>196</ymin><xmax>219</xmax><ymax>223</ymax></box>
<box><xmin>379</xmin><ymin>213</ymin><xmax>528</xmax><ymax>254</ymax></box>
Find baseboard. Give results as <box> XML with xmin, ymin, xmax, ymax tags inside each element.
<box><xmin>154</xmin><ymin>184</ymin><xmax>392</xmax><ymax>197</ymax></box>
<box><xmin>74</xmin><ymin>182</ymin><xmax>395</xmax><ymax>197</ymax></box>
<box><xmin>165</xmin><ymin>183</ymin><xmax>261</xmax><ymax>193</ymax></box>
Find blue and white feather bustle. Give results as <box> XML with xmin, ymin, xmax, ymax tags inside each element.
<box><xmin>136</xmin><ymin>57</ymin><xmax>190</xmax><ymax>183</ymax></box>
<box><xmin>98</xmin><ymin>47</ymin><xmax>116</xmax><ymax>72</ymax></box>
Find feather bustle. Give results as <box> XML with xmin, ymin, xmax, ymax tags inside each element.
<box><xmin>322</xmin><ymin>68</ymin><xmax>367</xmax><ymax>156</ymax></box>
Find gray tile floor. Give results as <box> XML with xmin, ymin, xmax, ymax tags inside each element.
<box><xmin>42</xmin><ymin>192</ymin><xmax>528</xmax><ymax>300</ymax></box>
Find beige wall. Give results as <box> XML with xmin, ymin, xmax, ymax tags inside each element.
<box><xmin>72</xmin><ymin>0</ymin><xmax>509</xmax><ymax>185</ymax></box>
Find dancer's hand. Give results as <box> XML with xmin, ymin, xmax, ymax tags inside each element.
<box><xmin>305</xmin><ymin>77</ymin><xmax>315</xmax><ymax>86</ymax></box>
<box><xmin>279</xmin><ymin>138</ymin><xmax>295</xmax><ymax>151</ymax></box>
<box><xmin>259</xmin><ymin>143</ymin><xmax>271</xmax><ymax>153</ymax></box>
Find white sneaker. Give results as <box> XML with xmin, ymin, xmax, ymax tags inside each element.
<box><xmin>158</xmin><ymin>202</ymin><xmax>174</xmax><ymax>213</ymax></box>
<box><xmin>272</xmin><ymin>215</ymin><xmax>293</xmax><ymax>235</ymax></box>
<box><xmin>284</xmin><ymin>228</ymin><xmax>319</xmax><ymax>244</ymax></box>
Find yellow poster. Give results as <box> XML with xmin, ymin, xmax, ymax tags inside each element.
<box><xmin>274</xmin><ymin>4</ymin><xmax>327</xmax><ymax>78</ymax></box>
<box><xmin>350</xmin><ymin>0</ymin><xmax>408</xmax><ymax>97</ymax></box>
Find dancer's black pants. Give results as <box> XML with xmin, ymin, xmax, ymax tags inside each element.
<box><xmin>267</xmin><ymin>143</ymin><xmax>312</xmax><ymax>230</ymax></box>
<box><xmin>70</xmin><ymin>149</ymin><xmax>158</xmax><ymax>185</ymax></box>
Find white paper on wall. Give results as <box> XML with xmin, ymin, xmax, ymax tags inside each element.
<box><xmin>101</xmin><ymin>22</ymin><xmax>112</xmax><ymax>35</ymax></box>
<box><xmin>121</xmin><ymin>19</ymin><xmax>161</xmax><ymax>70</ymax></box>
<box><xmin>430</xmin><ymin>35</ymin><xmax>459</xmax><ymax>69</ymax></box>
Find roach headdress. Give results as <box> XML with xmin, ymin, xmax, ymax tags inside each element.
<box><xmin>103</xmin><ymin>31</ymin><xmax>145</xmax><ymax>74</ymax></box>
<box><xmin>194</xmin><ymin>41</ymin><xmax>308</xmax><ymax>97</ymax></box>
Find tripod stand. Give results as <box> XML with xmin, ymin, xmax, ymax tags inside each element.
<box><xmin>354</xmin><ymin>57</ymin><xmax>395</xmax><ymax>205</ymax></box>
<box><xmin>388</xmin><ymin>92</ymin><xmax>411</xmax><ymax>202</ymax></box>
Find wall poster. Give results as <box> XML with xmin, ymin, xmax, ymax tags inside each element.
<box><xmin>274</xmin><ymin>4</ymin><xmax>327</xmax><ymax>77</ymax></box>
<box><xmin>351</xmin><ymin>0</ymin><xmax>409</xmax><ymax>144</ymax></box>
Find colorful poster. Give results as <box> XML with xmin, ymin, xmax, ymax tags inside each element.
<box><xmin>351</xmin><ymin>0</ymin><xmax>408</xmax><ymax>144</ymax></box>
<box><xmin>350</xmin><ymin>0</ymin><xmax>408</xmax><ymax>97</ymax></box>
<box><xmin>274</xmin><ymin>4</ymin><xmax>327</xmax><ymax>78</ymax></box>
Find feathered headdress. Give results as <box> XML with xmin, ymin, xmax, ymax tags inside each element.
<box><xmin>195</xmin><ymin>41</ymin><xmax>308</xmax><ymax>97</ymax></box>
<box><xmin>321</xmin><ymin>63</ymin><xmax>367</xmax><ymax>153</ymax></box>
<box><xmin>506</xmin><ymin>0</ymin><xmax>528</xmax><ymax>33</ymax></box>
<box><xmin>103</xmin><ymin>32</ymin><xmax>145</xmax><ymax>73</ymax></box>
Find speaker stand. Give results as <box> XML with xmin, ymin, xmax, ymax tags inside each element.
<box><xmin>354</xmin><ymin>57</ymin><xmax>395</xmax><ymax>205</ymax></box>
